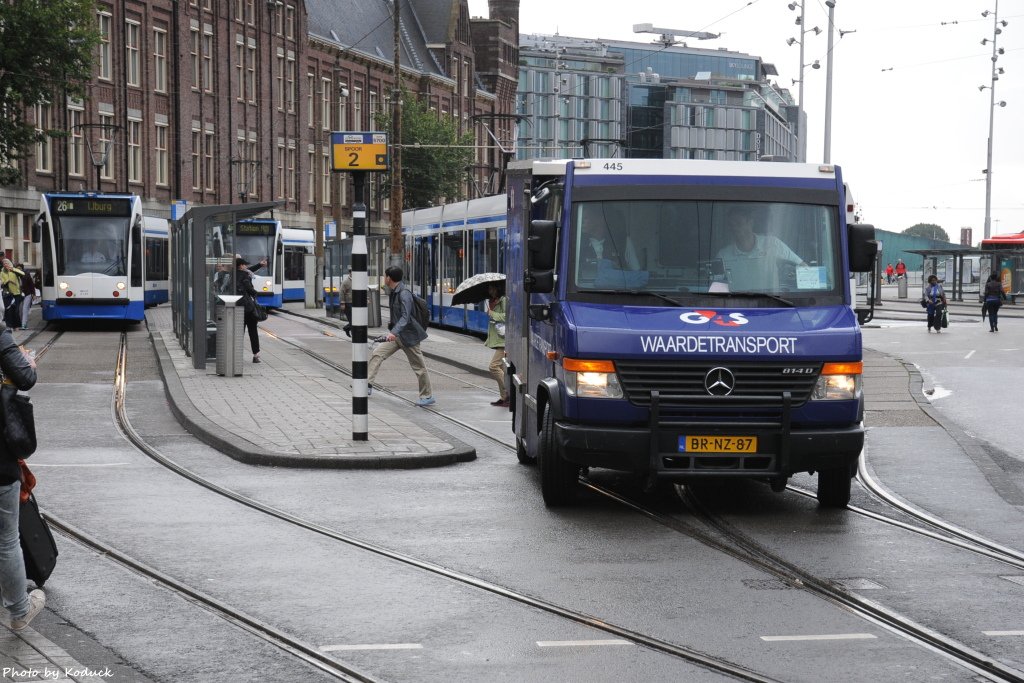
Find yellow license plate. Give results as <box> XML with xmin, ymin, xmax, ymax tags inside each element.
<box><xmin>680</xmin><ymin>436</ymin><xmax>757</xmax><ymax>453</ymax></box>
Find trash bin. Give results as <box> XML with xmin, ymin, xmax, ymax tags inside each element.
<box><xmin>367</xmin><ymin>287</ymin><xmax>382</xmax><ymax>328</ymax></box>
<box><xmin>897</xmin><ymin>277</ymin><xmax>908</xmax><ymax>299</ymax></box>
<box><xmin>215</xmin><ymin>295</ymin><xmax>244</xmax><ymax>377</ymax></box>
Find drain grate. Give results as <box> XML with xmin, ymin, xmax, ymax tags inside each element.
<box><xmin>742</xmin><ymin>578</ymin><xmax>793</xmax><ymax>590</ymax></box>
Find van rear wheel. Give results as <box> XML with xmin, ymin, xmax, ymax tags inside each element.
<box><xmin>539</xmin><ymin>408</ymin><xmax>578</xmax><ymax>506</ymax></box>
<box><xmin>817</xmin><ymin>467</ymin><xmax>852</xmax><ymax>508</ymax></box>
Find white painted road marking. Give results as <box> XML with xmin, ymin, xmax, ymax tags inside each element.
<box><xmin>983</xmin><ymin>631</ymin><xmax>1024</xmax><ymax>637</ymax></box>
<box><xmin>761</xmin><ymin>633</ymin><xmax>877</xmax><ymax>642</ymax></box>
<box><xmin>319</xmin><ymin>643</ymin><xmax>423</xmax><ymax>652</ymax></box>
<box><xmin>537</xmin><ymin>640</ymin><xmax>632</xmax><ymax>647</ymax></box>
<box><xmin>965</xmin><ymin>349</ymin><xmax>976</xmax><ymax>359</ymax></box>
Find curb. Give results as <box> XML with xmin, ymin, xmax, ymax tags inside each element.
<box><xmin>147</xmin><ymin>323</ymin><xmax>476</xmax><ymax>469</ymax></box>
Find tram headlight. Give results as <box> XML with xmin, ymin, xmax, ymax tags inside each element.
<box><xmin>562</xmin><ymin>358</ymin><xmax>623</xmax><ymax>399</ymax></box>
<box><xmin>261</xmin><ymin>284</ymin><xmax>270</xmax><ymax>292</ymax></box>
<box><xmin>58</xmin><ymin>282</ymin><xmax>68</xmax><ymax>290</ymax></box>
<box><xmin>811</xmin><ymin>362</ymin><xmax>862</xmax><ymax>400</ymax></box>
<box><xmin>116</xmin><ymin>281</ymin><xmax>126</xmax><ymax>290</ymax></box>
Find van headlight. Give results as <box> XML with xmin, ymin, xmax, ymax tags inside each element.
<box><xmin>562</xmin><ymin>358</ymin><xmax>623</xmax><ymax>399</ymax></box>
<box><xmin>812</xmin><ymin>362</ymin><xmax>862</xmax><ymax>400</ymax></box>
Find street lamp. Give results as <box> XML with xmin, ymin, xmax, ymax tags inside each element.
<box><xmin>981</xmin><ymin>2</ymin><xmax>1009</xmax><ymax>240</ymax></box>
<box><xmin>787</xmin><ymin>1</ymin><xmax>822</xmax><ymax>161</ymax></box>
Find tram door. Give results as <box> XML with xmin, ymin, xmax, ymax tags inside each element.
<box><xmin>415</xmin><ymin>235</ymin><xmax>437</xmax><ymax>322</ymax></box>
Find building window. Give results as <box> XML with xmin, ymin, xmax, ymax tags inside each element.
<box><xmin>191</xmin><ymin>130</ymin><xmax>201</xmax><ymax>190</ymax></box>
<box><xmin>276</xmin><ymin>55</ymin><xmax>285</xmax><ymax>110</ymax></box>
<box><xmin>321</xmin><ymin>78</ymin><xmax>331</xmax><ymax>132</ymax></box>
<box><xmin>203</xmin><ymin>132</ymin><xmax>215</xmax><ymax>191</ymax></box>
<box><xmin>153</xmin><ymin>28</ymin><xmax>168</xmax><ymax>93</ymax></box>
<box><xmin>127</xmin><ymin>119</ymin><xmax>141</xmax><ymax>183</ymax></box>
<box><xmin>369</xmin><ymin>90</ymin><xmax>377</xmax><ymax>121</ymax></box>
<box><xmin>277</xmin><ymin>142</ymin><xmax>285</xmax><ymax>200</ymax></box>
<box><xmin>273</xmin><ymin>3</ymin><xmax>283</xmax><ymax>34</ymax></box>
<box><xmin>337</xmin><ymin>84</ymin><xmax>348</xmax><ymax>130</ymax></box>
<box><xmin>307</xmin><ymin>150</ymin><xmax>315</xmax><ymax>203</ymax></box>
<box><xmin>99</xmin><ymin>114</ymin><xmax>115</xmax><ymax>180</ymax></box>
<box><xmin>321</xmin><ymin>151</ymin><xmax>331</xmax><ymax>205</ymax></box>
<box><xmin>236</xmin><ymin>40</ymin><xmax>245</xmax><ymax>100</ymax></box>
<box><xmin>125</xmin><ymin>21</ymin><xmax>140</xmax><ymax>87</ymax></box>
<box><xmin>68</xmin><ymin>107</ymin><xmax>85</xmax><ymax>177</ymax></box>
<box><xmin>155</xmin><ymin>124</ymin><xmax>168</xmax><ymax>186</ymax></box>
<box><xmin>245</xmin><ymin>0</ymin><xmax>255</xmax><ymax>25</ymax></box>
<box><xmin>34</xmin><ymin>105</ymin><xmax>53</xmax><ymax>173</ymax></box>
<box><xmin>202</xmin><ymin>30</ymin><xmax>214</xmax><ymax>93</ymax></box>
<box><xmin>246</xmin><ymin>44</ymin><xmax>257</xmax><ymax>103</ymax></box>
<box><xmin>286</xmin><ymin>5</ymin><xmax>295</xmax><ymax>39</ymax></box>
<box><xmin>286</xmin><ymin>55</ymin><xmax>296</xmax><ymax>113</ymax></box>
<box><xmin>353</xmin><ymin>87</ymin><xmax>362</xmax><ymax>128</ymax></box>
<box><xmin>287</xmin><ymin>146</ymin><xmax>296</xmax><ymax>201</ymax></box>
<box><xmin>307</xmin><ymin>74</ymin><xmax>315</xmax><ymax>127</ymax></box>
<box><xmin>190</xmin><ymin>29</ymin><xmax>200</xmax><ymax>90</ymax></box>
<box><xmin>98</xmin><ymin>12</ymin><xmax>112</xmax><ymax>81</ymax></box>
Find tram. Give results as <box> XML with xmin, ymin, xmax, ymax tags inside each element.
<box><xmin>235</xmin><ymin>218</ymin><xmax>284</xmax><ymax>309</ymax></box>
<box><xmin>143</xmin><ymin>216</ymin><xmax>170</xmax><ymax>306</ymax></box>
<box><xmin>35</xmin><ymin>192</ymin><xmax>166</xmax><ymax>322</ymax></box>
<box><xmin>281</xmin><ymin>227</ymin><xmax>314</xmax><ymax>302</ymax></box>
<box><xmin>401</xmin><ymin>194</ymin><xmax>506</xmax><ymax>334</ymax></box>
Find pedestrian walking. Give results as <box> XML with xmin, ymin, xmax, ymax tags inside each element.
<box><xmin>340</xmin><ymin>267</ymin><xmax>353</xmax><ymax>338</ymax></box>
<box><xmin>18</xmin><ymin>267</ymin><xmax>35</xmax><ymax>330</ymax></box>
<box><xmin>0</xmin><ymin>320</ymin><xmax>44</xmax><ymax>630</ymax></box>
<box><xmin>484</xmin><ymin>282</ymin><xmax>508</xmax><ymax>407</ymax></box>
<box><xmin>235</xmin><ymin>257</ymin><xmax>262</xmax><ymax>363</ymax></box>
<box><xmin>367</xmin><ymin>266</ymin><xmax>434</xmax><ymax>406</ymax></box>
<box><xmin>923</xmin><ymin>274</ymin><xmax>947</xmax><ymax>333</ymax></box>
<box><xmin>983</xmin><ymin>272</ymin><xmax>1006</xmax><ymax>332</ymax></box>
<box><xmin>885</xmin><ymin>263</ymin><xmax>894</xmax><ymax>284</ymax></box>
<box><xmin>0</xmin><ymin>260</ymin><xmax>24</xmax><ymax>330</ymax></box>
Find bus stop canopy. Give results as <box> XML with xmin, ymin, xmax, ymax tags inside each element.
<box><xmin>907</xmin><ymin>247</ymin><xmax>1024</xmax><ymax>300</ymax></box>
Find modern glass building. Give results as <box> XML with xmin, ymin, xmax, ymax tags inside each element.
<box><xmin>517</xmin><ymin>33</ymin><xmax>801</xmax><ymax>162</ymax></box>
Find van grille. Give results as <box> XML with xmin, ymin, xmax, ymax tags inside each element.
<box><xmin>615</xmin><ymin>360</ymin><xmax>820</xmax><ymax>410</ymax></box>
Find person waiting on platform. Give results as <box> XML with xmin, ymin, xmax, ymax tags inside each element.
<box><xmin>235</xmin><ymin>257</ymin><xmax>263</xmax><ymax>363</ymax></box>
<box><xmin>716</xmin><ymin>206</ymin><xmax>805</xmax><ymax>291</ymax></box>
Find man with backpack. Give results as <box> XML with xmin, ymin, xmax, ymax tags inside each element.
<box><xmin>366</xmin><ymin>266</ymin><xmax>435</xmax><ymax>406</ymax></box>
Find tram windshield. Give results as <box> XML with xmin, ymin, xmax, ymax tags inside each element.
<box><xmin>53</xmin><ymin>216</ymin><xmax>129</xmax><ymax>276</ymax></box>
<box><xmin>568</xmin><ymin>199</ymin><xmax>842</xmax><ymax>306</ymax></box>
<box><xmin>235</xmin><ymin>222</ymin><xmax>276</xmax><ymax>275</ymax></box>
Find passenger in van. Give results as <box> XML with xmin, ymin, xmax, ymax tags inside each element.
<box><xmin>578</xmin><ymin>210</ymin><xmax>646</xmax><ymax>288</ymax></box>
<box><xmin>716</xmin><ymin>206</ymin><xmax>805</xmax><ymax>291</ymax></box>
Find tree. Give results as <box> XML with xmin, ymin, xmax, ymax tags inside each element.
<box><xmin>903</xmin><ymin>223</ymin><xmax>949</xmax><ymax>242</ymax></box>
<box><xmin>0</xmin><ymin>0</ymin><xmax>100</xmax><ymax>186</ymax></box>
<box><xmin>375</xmin><ymin>90</ymin><xmax>474</xmax><ymax>209</ymax></box>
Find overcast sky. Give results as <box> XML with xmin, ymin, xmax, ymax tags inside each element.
<box><xmin>467</xmin><ymin>0</ymin><xmax>1023</xmax><ymax>244</ymax></box>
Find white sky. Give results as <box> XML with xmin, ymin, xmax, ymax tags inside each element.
<box><xmin>468</xmin><ymin>0</ymin><xmax>1024</xmax><ymax>244</ymax></box>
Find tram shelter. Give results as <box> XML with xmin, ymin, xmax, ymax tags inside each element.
<box><xmin>170</xmin><ymin>201</ymin><xmax>281</xmax><ymax>369</ymax></box>
<box><xmin>907</xmin><ymin>246</ymin><xmax>1024</xmax><ymax>302</ymax></box>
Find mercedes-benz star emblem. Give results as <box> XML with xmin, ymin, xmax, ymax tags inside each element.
<box><xmin>704</xmin><ymin>367</ymin><xmax>735</xmax><ymax>396</ymax></box>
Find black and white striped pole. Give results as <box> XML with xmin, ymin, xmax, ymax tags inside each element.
<box><xmin>350</xmin><ymin>172</ymin><xmax>369</xmax><ymax>441</ymax></box>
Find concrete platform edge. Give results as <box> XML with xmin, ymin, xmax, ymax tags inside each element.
<box><xmin>146</xmin><ymin>323</ymin><xmax>477</xmax><ymax>469</ymax></box>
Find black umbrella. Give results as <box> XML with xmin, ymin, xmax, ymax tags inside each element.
<box><xmin>451</xmin><ymin>272</ymin><xmax>506</xmax><ymax>306</ymax></box>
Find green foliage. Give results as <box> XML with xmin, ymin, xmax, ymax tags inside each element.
<box><xmin>0</xmin><ymin>0</ymin><xmax>100</xmax><ymax>185</ymax></box>
<box><xmin>375</xmin><ymin>90</ymin><xmax>474</xmax><ymax>209</ymax></box>
<box><xmin>902</xmin><ymin>223</ymin><xmax>949</xmax><ymax>242</ymax></box>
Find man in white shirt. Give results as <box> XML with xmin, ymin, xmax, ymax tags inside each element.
<box><xmin>716</xmin><ymin>206</ymin><xmax>805</xmax><ymax>291</ymax></box>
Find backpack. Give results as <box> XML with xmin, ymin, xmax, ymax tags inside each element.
<box><xmin>413</xmin><ymin>294</ymin><xmax>430</xmax><ymax>331</ymax></box>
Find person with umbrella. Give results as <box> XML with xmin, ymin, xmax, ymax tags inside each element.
<box><xmin>484</xmin><ymin>281</ymin><xmax>508</xmax><ymax>407</ymax></box>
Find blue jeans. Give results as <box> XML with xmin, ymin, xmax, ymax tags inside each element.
<box><xmin>0</xmin><ymin>481</ymin><xmax>29</xmax><ymax>618</ymax></box>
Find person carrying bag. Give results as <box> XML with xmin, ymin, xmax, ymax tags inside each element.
<box><xmin>924</xmin><ymin>274</ymin><xmax>947</xmax><ymax>334</ymax></box>
<box><xmin>0</xmin><ymin>321</ymin><xmax>45</xmax><ymax>629</ymax></box>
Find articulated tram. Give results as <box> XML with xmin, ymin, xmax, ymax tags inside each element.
<box><xmin>35</xmin><ymin>192</ymin><xmax>168</xmax><ymax>322</ymax></box>
<box><xmin>235</xmin><ymin>218</ymin><xmax>284</xmax><ymax>308</ymax></box>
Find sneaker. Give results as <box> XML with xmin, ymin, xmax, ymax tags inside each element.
<box><xmin>253</xmin><ymin>355</ymin><xmax>262</xmax><ymax>363</ymax></box>
<box><xmin>11</xmin><ymin>590</ymin><xmax>45</xmax><ymax>631</ymax></box>
<box><xmin>416</xmin><ymin>396</ymin><xmax>436</xmax><ymax>407</ymax></box>
<box><xmin>490</xmin><ymin>398</ymin><xmax>509</xmax><ymax>407</ymax></box>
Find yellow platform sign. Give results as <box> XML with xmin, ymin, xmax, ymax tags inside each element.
<box><xmin>331</xmin><ymin>132</ymin><xmax>389</xmax><ymax>172</ymax></box>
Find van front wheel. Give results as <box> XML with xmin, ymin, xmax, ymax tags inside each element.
<box><xmin>817</xmin><ymin>467</ymin><xmax>852</xmax><ymax>508</ymax></box>
<box><xmin>539</xmin><ymin>408</ymin><xmax>578</xmax><ymax>506</ymax></box>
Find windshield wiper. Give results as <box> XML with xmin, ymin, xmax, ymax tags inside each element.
<box><xmin>705</xmin><ymin>290</ymin><xmax>795</xmax><ymax>307</ymax></box>
<box><xmin>585</xmin><ymin>289</ymin><xmax>684</xmax><ymax>307</ymax></box>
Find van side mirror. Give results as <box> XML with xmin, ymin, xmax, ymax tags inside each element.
<box><xmin>32</xmin><ymin>217</ymin><xmax>44</xmax><ymax>244</ymax></box>
<box><xmin>525</xmin><ymin>219</ymin><xmax>557</xmax><ymax>293</ymax></box>
<box><xmin>848</xmin><ymin>223</ymin><xmax>876</xmax><ymax>273</ymax></box>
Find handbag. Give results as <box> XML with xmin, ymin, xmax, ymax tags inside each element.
<box><xmin>0</xmin><ymin>382</ymin><xmax>36</xmax><ymax>459</ymax></box>
<box><xmin>919</xmin><ymin>298</ymin><xmax>928</xmax><ymax>308</ymax></box>
<box><xmin>252</xmin><ymin>301</ymin><xmax>268</xmax><ymax>322</ymax></box>
<box><xmin>941</xmin><ymin>307</ymin><xmax>949</xmax><ymax>329</ymax></box>
<box><xmin>494</xmin><ymin>322</ymin><xmax>506</xmax><ymax>337</ymax></box>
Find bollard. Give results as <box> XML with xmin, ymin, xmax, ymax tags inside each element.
<box><xmin>897</xmin><ymin>277</ymin><xmax>908</xmax><ymax>299</ymax></box>
<box><xmin>215</xmin><ymin>295</ymin><xmax>244</xmax><ymax>376</ymax></box>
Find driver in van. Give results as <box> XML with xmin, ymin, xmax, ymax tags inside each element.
<box><xmin>716</xmin><ymin>206</ymin><xmax>805</xmax><ymax>291</ymax></box>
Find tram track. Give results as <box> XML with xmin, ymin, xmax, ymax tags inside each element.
<box><xmin>98</xmin><ymin>329</ymin><xmax>780</xmax><ymax>682</ymax></box>
<box><xmin>260</xmin><ymin>316</ymin><xmax>1024</xmax><ymax>682</ymax></box>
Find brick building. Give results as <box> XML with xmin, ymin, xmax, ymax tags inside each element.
<box><xmin>0</xmin><ymin>0</ymin><xmax>520</xmax><ymax>266</ymax></box>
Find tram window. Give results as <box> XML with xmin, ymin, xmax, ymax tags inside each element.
<box><xmin>441</xmin><ymin>232</ymin><xmax>464</xmax><ymax>294</ymax></box>
<box><xmin>472</xmin><ymin>230</ymin><xmax>487</xmax><ymax>276</ymax></box>
<box><xmin>146</xmin><ymin>238</ymin><xmax>168</xmax><ymax>281</ymax></box>
<box><xmin>284</xmin><ymin>247</ymin><xmax>304</xmax><ymax>280</ymax></box>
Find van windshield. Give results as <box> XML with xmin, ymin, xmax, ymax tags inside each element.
<box><xmin>568</xmin><ymin>200</ymin><xmax>841</xmax><ymax>305</ymax></box>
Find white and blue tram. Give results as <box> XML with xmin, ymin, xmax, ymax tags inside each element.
<box><xmin>236</xmin><ymin>218</ymin><xmax>283</xmax><ymax>309</ymax></box>
<box><xmin>402</xmin><ymin>194</ymin><xmax>507</xmax><ymax>334</ymax></box>
<box><xmin>143</xmin><ymin>216</ymin><xmax>170</xmax><ymax>306</ymax></box>
<box><xmin>281</xmin><ymin>227</ymin><xmax>314</xmax><ymax>302</ymax></box>
<box><xmin>35</xmin><ymin>192</ymin><xmax>166</xmax><ymax>322</ymax></box>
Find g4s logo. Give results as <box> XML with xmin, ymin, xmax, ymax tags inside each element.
<box><xmin>679</xmin><ymin>310</ymin><xmax>749</xmax><ymax>327</ymax></box>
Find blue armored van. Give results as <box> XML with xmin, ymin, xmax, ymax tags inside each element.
<box><xmin>504</xmin><ymin>159</ymin><xmax>876</xmax><ymax>507</ymax></box>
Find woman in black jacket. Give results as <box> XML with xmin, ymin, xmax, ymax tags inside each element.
<box><xmin>983</xmin><ymin>272</ymin><xmax>1007</xmax><ymax>332</ymax></box>
<box><xmin>235</xmin><ymin>258</ymin><xmax>262</xmax><ymax>363</ymax></box>
<box><xmin>0</xmin><ymin>321</ymin><xmax>44</xmax><ymax>629</ymax></box>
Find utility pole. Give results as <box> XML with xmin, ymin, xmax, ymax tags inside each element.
<box><xmin>389</xmin><ymin>0</ymin><xmax>404</xmax><ymax>266</ymax></box>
